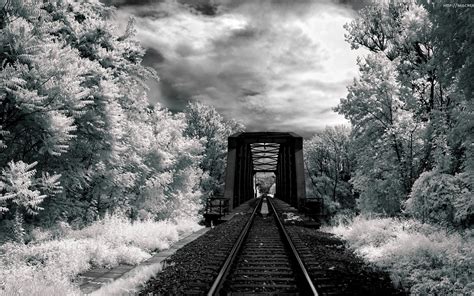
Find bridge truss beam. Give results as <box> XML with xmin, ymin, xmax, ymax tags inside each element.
<box><xmin>223</xmin><ymin>132</ymin><xmax>306</xmax><ymax>210</ymax></box>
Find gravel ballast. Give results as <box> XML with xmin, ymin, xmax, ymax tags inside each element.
<box><xmin>286</xmin><ymin>225</ymin><xmax>406</xmax><ymax>295</ymax></box>
<box><xmin>139</xmin><ymin>199</ymin><xmax>258</xmax><ymax>295</ymax></box>
<box><xmin>139</xmin><ymin>198</ymin><xmax>406</xmax><ymax>295</ymax></box>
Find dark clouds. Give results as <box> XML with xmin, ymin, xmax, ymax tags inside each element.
<box><xmin>113</xmin><ymin>0</ymin><xmax>365</xmax><ymax>137</ymax></box>
<box><xmin>335</xmin><ymin>0</ymin><xmax>373</xmax><ymax>11</ymax></box>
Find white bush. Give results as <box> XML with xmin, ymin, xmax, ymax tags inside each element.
<box><xmin>405</xmin><ymin>170</ymin><xmax>472</xmax><ymax>226</ymax></box>
<box><xmin>327</xmin><ymin>216</ymin><xmax>474</xmax><ymax>295</ymax></box>
<box><xmin>0</xmin><ymin>263</ymin><xmax>80</xmax><ymax>296</ymax></box>
<box><xmin>70</xmin><ymin>214</ymin><xmax>179</xmax><ymax>252</ymax></box>
<box><xmin>0</xmin><ymin>214</ymin><xmax>202</xmax><ymax>295</ymax></box>
<box><xmin>91</xmin><ymin>263</ymin><xmax>164</xmax><ymax>296</ymax></box>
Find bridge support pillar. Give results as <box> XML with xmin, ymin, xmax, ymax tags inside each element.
<box><xmin>293</xmin><ymin>137</ymin><xmax>305</xmax><ymax>210</ymax></box>
<box><xmin>224</xmin><ymin>136</ymin><xmax>238</xmax><ymax>211</ymax></box>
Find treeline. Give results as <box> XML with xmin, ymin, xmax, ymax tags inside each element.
<box><xmin>0</xmin><ymin>0</ymin><xmax>241</xmax><ymax>242</ymax></box>
<box><xmin>305</xmin><ymin>0</ymin><xmax>472</xmax><ymax>228</ymax></box>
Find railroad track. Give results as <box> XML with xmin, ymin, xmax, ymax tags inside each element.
<box><xmin>207</xmin><ymin>196</ymin><xmax>319</xmax><ymax>296</ymax></box>
<box><xmin>143</xmin><ymin>197</ymin><xmax>401</xmax><ymax>295</ymax></box>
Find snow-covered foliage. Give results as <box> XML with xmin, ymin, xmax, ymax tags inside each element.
<box><xmin>0</xmin><ymin>214</ymin><xmax>201</xmax><ymax>295</ymax></box>
<box><xmin>333</xmin><ymin>1</ymin><xmax>473</xmax><ymax>222</ymax></box>
<box><xmin>91</xmin><ymin>263</ymin><xmax>163</xmax><ymax>296</ymax></box>
<box><xmin>327</xmin><ymin>216</ymin><xmax>473</xmax><ymax>295</ymax></box>
<box><xmin>0</xmin><ymin>0</ymin><xmax>232</xmax><ymax>238</ymax></box>
<box><xmin>304</xmin><ymin>125</ymin><xmax>354</xmax><ymax>217</ymax></box>
<box><xmin>337</xmin><ymin>50</ymin><xmax>425</xmax><ymax>215</ymax></box>
<box><xmin>184</xmin><ymin>101</ymin><xmax>244</xmax><ymax>200</ymax></box>
<box><xmin>0</xmin><ymin>160</ymin><xmax>61</xmax><ymax>242</ymax></box>
<box><xmin>405</xmin><ymin>170</ymin><xmax>473</xmax><ymax>227</ymax></box>
<box><xmin>255</xmin><ymin>173</ymin><xmax>275</xmax><ymax>195</ymax></box>
<box><xmin>0</xmin><ymin>161</ymin><xmax>47</xmax><ymax>215</ymax></box>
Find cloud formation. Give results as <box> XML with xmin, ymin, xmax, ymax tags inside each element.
<box><xmin>113</xmin><ymin>0</ymin><xmax>365</xmax><ymax>137</ymax></box>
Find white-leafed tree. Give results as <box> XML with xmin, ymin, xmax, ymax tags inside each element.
<box><xmin>338</xmin><ymin>0</ymin><xmax>472</xmax><ymax>225</ymax></box>
<box><xmin>184</xmin><ymin>101</ymin><xmax>244</xmax><ymax>203</ymax></box>
<box><xmin>304</xmin><ymin>125</ymin><xmax>354</xmax><ymax>217</ymax></box>
<box><xmin>0</xmin><ymin>0</ymin><xmax>206</xmax><ymax>236</ymax></box>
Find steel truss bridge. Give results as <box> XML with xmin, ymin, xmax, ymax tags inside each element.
<box><xmin>224</xmin><ymin>132</ymin><xmax>306</xmax><ymax>210</ymax></box>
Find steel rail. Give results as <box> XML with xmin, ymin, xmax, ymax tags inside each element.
<box><xmin>207</xmin><ymin>197</ymin><xmax>264</xmax><ymax>296</ymax></box>
<box><xmin>267</xmin><ymin>197</ymin><xmax>319</xmax><ymax>296</ymax></box>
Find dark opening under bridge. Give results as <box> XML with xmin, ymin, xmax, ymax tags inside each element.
<box><xmin>223</xmin><ymin>132</ymin><xmax>306</xmax><ymax>211</ymax></box>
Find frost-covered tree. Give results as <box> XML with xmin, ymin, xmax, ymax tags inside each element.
<box><xmin>425</xmin><ymin>1</ymin><xmax>474</xmax><ymax>175</ymax></box>
<box><xmin>403</xmin><ymin>1</ymin><xmax>474</xmax><ymax>227</ymax></box>
<box><xmin>184</xmin><ymin>102</ymin><xmax>244</xmax><ymax>201</ymax></box>
<box><xmin>0</xmin><ymin>160</ymin><xmax>60</xmax><ymax>242</ymax></box>
<box><xmin>0</xmin><ymin>0</ymin><xmax>207</xmax><ymax>231</ymax></box>
<box><xmin>0</xmin><ymin>0</ymin><xmax>150</xmax><ymax>224</ymax></box>
<box><xmin>255</xmin><ymin>173</ymin><xmax>275</xmax><ymax>195</ymax></box>
<box><xmin>405</xmin><ymin>170</ymin><xmax>472</xmax><ymax>226</ymax></box>
<box><xmin>337</xmin><ymin>52</ymin><xmax>425</xmax><ymax>215</ymax></box>
<box><xmin>125</xmin><ymin>107</ymin><xmax>204</xmax><ymax>221</ymax></box>
<box><xmin>338</xmin><ymin>0</ymin><xmax>472</xmax><ymax>224</ymax></box>
<box><xmin>304</xmin><ymin>126</ymin><xmax>354</xmax><ymax>216</ymax></box>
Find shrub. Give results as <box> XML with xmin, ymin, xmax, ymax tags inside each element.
<box><xmin>405</xmin><ymin>170</ymin><xmax>473</xmax><ymax>227</ymax></box>
<box><xmin>0</xmin><ymin>214</ymin><xmax>202</xmax><ymax>295</ymax></box>
<box><xmin>91</xmin><ymin>263</ymin><xmax>164</xmax><ymax>295</ymax></box>
<box><xmin>327</xmin><ymin>216</ymin><xmax>474</xmax><ymax>295</ymax></box>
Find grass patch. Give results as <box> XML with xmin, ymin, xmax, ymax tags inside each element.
<box><xmin>0</xmin><ymin>214</ymin><xmax>201</xmax><ymax>295</ymax></box>
<box><xmin>91</xmin><ymin>262</ymin><xmax>164</xmax><ymax>295</ymax></box>
<box><xmin>325</xmin><ymin>216</ymin><xmax>473</xmax><ymax>295</ymax></box>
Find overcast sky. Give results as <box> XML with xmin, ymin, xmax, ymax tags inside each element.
<box><xmin>112</xmin><ymin>0</ymin><xmax>368</xmax><ymax>137</ymax></box>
